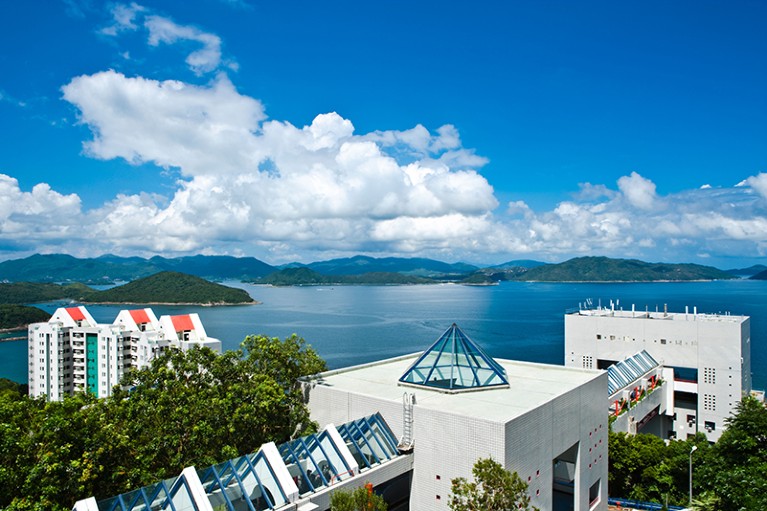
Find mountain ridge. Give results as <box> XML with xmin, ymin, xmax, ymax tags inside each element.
<box><xmin>0</xmin><ymin>253</ymin><xmax>748</xmax><ymax>284</ymax></box>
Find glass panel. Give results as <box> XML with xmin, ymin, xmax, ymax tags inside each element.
<box><xmin>250</xmin><ymin>452</ymin><xmax>287</xmax><ymax>509</ymax></box>
<box><xmin>304</xmin><ymin>436</ymin><xmax>334</xmax><ymax>486</ymax></box>
<box><xmin>279</xmin><ymin>443</ymin><xmax>312</xmax><ymax>496</ymax></box>
<box><xmin>319</xmin><ymin>431</ymin><xmax>351</xmax><ymax>481</ymax></box>
<box><xmin>338</xmin><ymin>423</ymin><xmax>373</xmax><ymax>470</ymax></box>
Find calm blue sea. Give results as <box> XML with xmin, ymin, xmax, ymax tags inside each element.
<box><xmin>4</xmin><ymin>280</ymin><xmax>766</xmax><ymax>390</ymax></box>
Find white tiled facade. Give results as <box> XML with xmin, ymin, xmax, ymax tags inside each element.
<box><xmin>565</xmin><ymin>306</ymin><xmax>752</xmax><ymax>442</ymax></box>
<box><xmin>307</xmin><ymin>355</ymin><xmax>608</xmax><ymax>511</ymax></box>
<box><xmin>28</xmin><ymin>306</ymin><xmax>221</xmax><ymax>401</ymax></box>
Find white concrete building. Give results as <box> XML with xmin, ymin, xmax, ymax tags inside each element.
<box><xmin>28</xmin><ymin>306</ymin><xmax>221</xmax><ymax>401</ymax></box>
<box><xmin>73</xmin><ymin>323</ymin><xmax>608</xmax><ymax>511</ymax></box>
<box><xmin>307</xmin><ymin>323</ymin><xmax>609</xmax><ymax>511</ymax></box>
<box><xmin>565</xmin><ymin>304</ymin><xmax>752</xmax><ymax>442</ymax></box>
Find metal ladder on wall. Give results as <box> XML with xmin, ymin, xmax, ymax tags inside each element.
<box><xmin>398</xmin><ymin>392</ymin><xmax>415</xmax><ymax>453</ymax></box>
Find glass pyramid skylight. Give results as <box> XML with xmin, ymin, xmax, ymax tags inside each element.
<box><xmin>399</xmin><ymin>323</ymin><xmax>509</xmax><ymax>393</ymax></box>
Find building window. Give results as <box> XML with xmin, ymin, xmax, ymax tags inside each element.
<box><xmin>703</xmin><ymin>367</ymin><xmax>716</xmax><ymax>384</ymax></box>
<box><xmin>582</xmin><ymin>356</ymin><xmax>594</xmax><ymax>369</ymax></box>
<box><xmin>704</xmin><ymin>421</ymin><xmax>716</xmax><ymax>431</ymax></box>
<box><xmin>703</xmin><ymin>394</ymin><xmax>716</xmax><ymax>411</ymax></box>
<box><xmin>589</xmin><ymin>480</ymin><xmax>601</xmax><ymax>509</ymax></box>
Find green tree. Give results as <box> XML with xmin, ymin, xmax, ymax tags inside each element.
<box><xmin>330</xmin><ymin>483</ymin><xmax>387</xmax><ymax>511</ymax></box>
<box><xmin>449</xmin><ymin>457</ymin><xmax>538</xmax><ymax>511</ymax></box>
<box><xmin>689</xmin><ymin>492</ymin><xmax>721</xmax><ymax>511</ymax></box>
<box><xmin>608</xmin><ymin>430</ymin><xmax>708</xmax><ymax>507</ymax></box>
<box><xmin>697</xmin><ymin>396</ymin><xmax>767</xmax><ymax>511</ymax></box>
<box><xmin>0</xmin><ymin>334</ymin><xmax>327</xmax><ymax>510</ymax></box>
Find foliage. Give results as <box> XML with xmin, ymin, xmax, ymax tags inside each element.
<box><xmin>87</xmin><ymin>271</ymin><xmax>255</xmax><ymax>304</ymax></box>
<box><xmin>0</xmin><ymin>282</ymin><xmax>93</xmax><ymax>304</ymax></box>
<box><xmin>305</xmin><ymin>255</ymin><xmax>477</xmax><ymax>276</ymax></box>
<box><xmin>330</xmin><ymin>483</ymin><xmax>387</xmax><ymax>511</ymax></box>
<box><xmin>517</xmin><ymin>256</ymin><xmax>735</xmax><ymax>282</ymax></box>
<box><xmin>608</xmin><ymin>430</ymin><xmax>709</xmax><ymax>506</ymax></box>
<box><xmin>449</xmin><ymin>457</ymin><xmax>538</xmax><ymax>511</ymax></box>
<box><xmin>696</xmin><ymin>396</ymin><xmax>767</xmax><ymax>511</ymax></box>
<box><xmin>0</xmin><ymin>304</ymin><xmax>50</xmax><ymax>328</ymax></box>
<box><xmin>0</xmin><ymin>378</ymin><xmax>27</xmax><ymax>398</ymax></box>
<box><xmin>610</xmin><ymin>396</ymin><xmax>767</xmax><ymax>510</ymax></box>
<box><xmin>0</xmin><ymin>253</ymin><xmax>276</xmax><ymax>283</ymax></box>
<box><xmin>0</xmin><ymin>334</ymin><xmax>326</xmax><ymax>510</ymax></box>
<box><xmin>259</xmin><ymin>267</ymin><xmax>433</xmax><ymax>285</ymax></box>
<box><xmin>0</xmin><ymin>273</ymin><xmax>254</xmax><ymax>306</ymax></box>
<box><xmin>689</xmin><ymin>492</ymin><xmax>721</xmax><ymax>511</ymax></box>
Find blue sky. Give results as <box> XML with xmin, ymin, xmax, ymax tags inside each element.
<box><xmin>0</xmin><ymin>0</ymin><xmax>765</xmax><ymax>267</ymax></box>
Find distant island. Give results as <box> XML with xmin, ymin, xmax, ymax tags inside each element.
<box><xmin>257</xmin><ymin>267</ymin><xmax>434</xmax><ymax>286</ymax></box>
<box><xmin>0</xmin><ymin>253</ymin><xmax>757</xmax><ymax>287</ymax></box>
<box><xmin>0</xmin><ymin>305</ymin><xmax>50</xmax><ymax>331</ymax></box>
<box><xmin>0</xmin><ymin>272</ymin><xmax>255</xmax><ymax>306</ymax></box>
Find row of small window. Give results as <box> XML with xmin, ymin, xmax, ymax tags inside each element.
<box><xmin>596</xmin><ymin>334</ymin><xmax>697</xmax><ymax>346</ymax></box>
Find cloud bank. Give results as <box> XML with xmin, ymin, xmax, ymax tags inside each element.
<box><xmin>2</xmin><ymin>4</ymin><xmax>766</xmax><ymax>265</ymax></box>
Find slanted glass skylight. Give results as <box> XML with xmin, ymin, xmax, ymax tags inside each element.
<box><xmin>97</xmin><ymin>472</ymin><xmax>199</xmax><ymax>511</ymax></box>
<box><xmin>399</xmin><ymin>323</ymin><xmax>509</xmax><ymax>393</ymax></box>
<box><xmin>607</xmin><ymin>350</ymin><xmax>659</xmax><ymax>395</ymax></box>
<box><xmin>92</xmin><ymin>414</ymin><xmax>401</xmax><ymax>511</ymax></box>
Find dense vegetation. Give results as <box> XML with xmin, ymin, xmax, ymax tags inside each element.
<box><xmin>0</xmin><ymin>253</ymin><xmax>745</xmax><ymax>285</ymax></box>
<box><xmin>0</xmin><ymin>272</ymin><xmax>254</xmax><ymax>305</ymax></box>
<box><xmin>86</xmin><ymin>271</ymin><xmax>255</xmax><ymax>304</ymax></box>
<box><xmin>259</xmin><ymin>267</ymin><xmax>433</xmax><ymax>286</ymax></box>
<box><xmin>305</xmin><ymin>255</ymin><xmax>477</xmax><ymax>277</ymax></box>
<box><xmin>449</xmin><ymin>457</ymin><xmax>537</xmax><ymax>511</ymax></box>
<box><xmin>330</xmin><ymin>484</ymin><xmax>388</xmax><ymax>511</ymax></box>
<box><xmin>0</xmin><ymin>254</ymin><xmax>276</xmax><ymax>283</ymax></box>
<box><xmin>750</xmin><ymin>268</ymin><xmax>767</xmax><ymax>280</ymax></box>
<box><xmin>517</xmin><ymin>256</ymin><xmax>735</xmax><ymax>282</ymax></box>
<box><xmin>610</xmin><ymin>396</ymin><xmax>767</xmax><ymax>510</ymax></box>
<box><xmin>0</xmin><ymin>282</ymin><xmax>93</xmax><ymax>305</ymax></box>
<box><xmin>0</xmin><ymin>304</ymin><xmax>50</xmax><ymax>329</ymax></box>
<box><xmin>0</xmin><ymin>335</ymin><xmax>326</xmax><ymax>510</ymax></box>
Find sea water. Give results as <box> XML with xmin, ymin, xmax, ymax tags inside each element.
<box><xmin>3</xmin><ymin>280</ymin><xmax>765</xmax><ymax>391</ymax></box>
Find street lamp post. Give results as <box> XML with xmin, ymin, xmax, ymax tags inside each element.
<box><xmin>689</xmin><ymin>445</ymin><xmax>698</xmax><ymax>506</ymax></box>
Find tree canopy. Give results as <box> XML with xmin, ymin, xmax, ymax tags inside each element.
<box><xmin>0</xmin><ymin>334</ymin><xmax>326</xmax><ymax>510</ymax></box>
<box><xmin>330</xmin><ymin>483</ymin><xmax>387</xmax><ymax>511</ymax></box>
<box><xmin>610</xmin><ymin>395</ymin><xmax>767</xmax><ymax>510</ymax></box>
<box><xmin>449</xmin><ymin>457</ymin><xmax>538</xmax><ymax>511</ymax></box>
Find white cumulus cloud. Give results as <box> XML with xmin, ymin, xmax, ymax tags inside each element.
<box><xmin>746</xmin><ymin>172</ymin><xmax>767</xmax><ymax>200</ymax></box>
<box><xmin>617</xmin><ymin>171</ymin><xmax>658</xmax><ymax>210</ymax></box>
<box><xmin>59</xmin><ymin>69</ymin><xmax>498</xmax><ymax>259</ymax></box>
<box><xmin>101</xmin><ymin>4</ymin><xmax>228</xmax><ymax>75</ymax></box>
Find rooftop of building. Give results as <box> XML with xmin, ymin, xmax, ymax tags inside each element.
<box><xmin>569</xmin><ymin>305</ymin><xmax>747</xmax><ymax>323</ymax></box>
<box><xmin>312</xmin><ymin>353</ymin><xmax>604</xmax><ymax>424</ymax></box>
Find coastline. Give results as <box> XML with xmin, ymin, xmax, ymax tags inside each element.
<box><xmin>79</xmin><ymin>300</ymin><xmax>260</xmax><ymax>306</ymax></box>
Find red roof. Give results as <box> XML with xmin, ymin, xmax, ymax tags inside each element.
<box><xmin>66</xmin><ymin>307</ymin><xmax>85</xmax><ymax>321</ymax></box>
<box><xmin>171</xmin><ymin>315</ymin><xmax>195</xmax><ymax>332</ymax></box>
<box><xmin>129</xmin><ymin>309</ymin><xmax>150</xmax><ymax>324</ymax></box>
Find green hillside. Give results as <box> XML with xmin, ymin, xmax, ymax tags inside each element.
<box><xmin>0</xmin><ymin>282</ymin><xmax>94</xmax><ymax>304</ymax></box>
<box><xmin>86</xmin><ymin>272</ymin><xmax>255</xmax><ymax>304</ymax></box>
<box><xmin>259</xmin><ymin>267</ymin><xmax>433</xmax><ymax>285</ymax></box>
<box><xmin>516</xmin><ymin>256</ymin><xmax>735</xmax><ymax>282</ymax></box>
<box><xmin>306</xmin><ymin>255</ymin><xmax>477</xmax><ymax>276</ymax></box>
<box><xmin>0</xmin><ymin>305</ymin><xmax>50</xmax><ymax>329</ymax></box>
<box><xmin>0</xmin><ymin>254</ymin><xmax>275</xmax><ymax>283</ymax></box>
